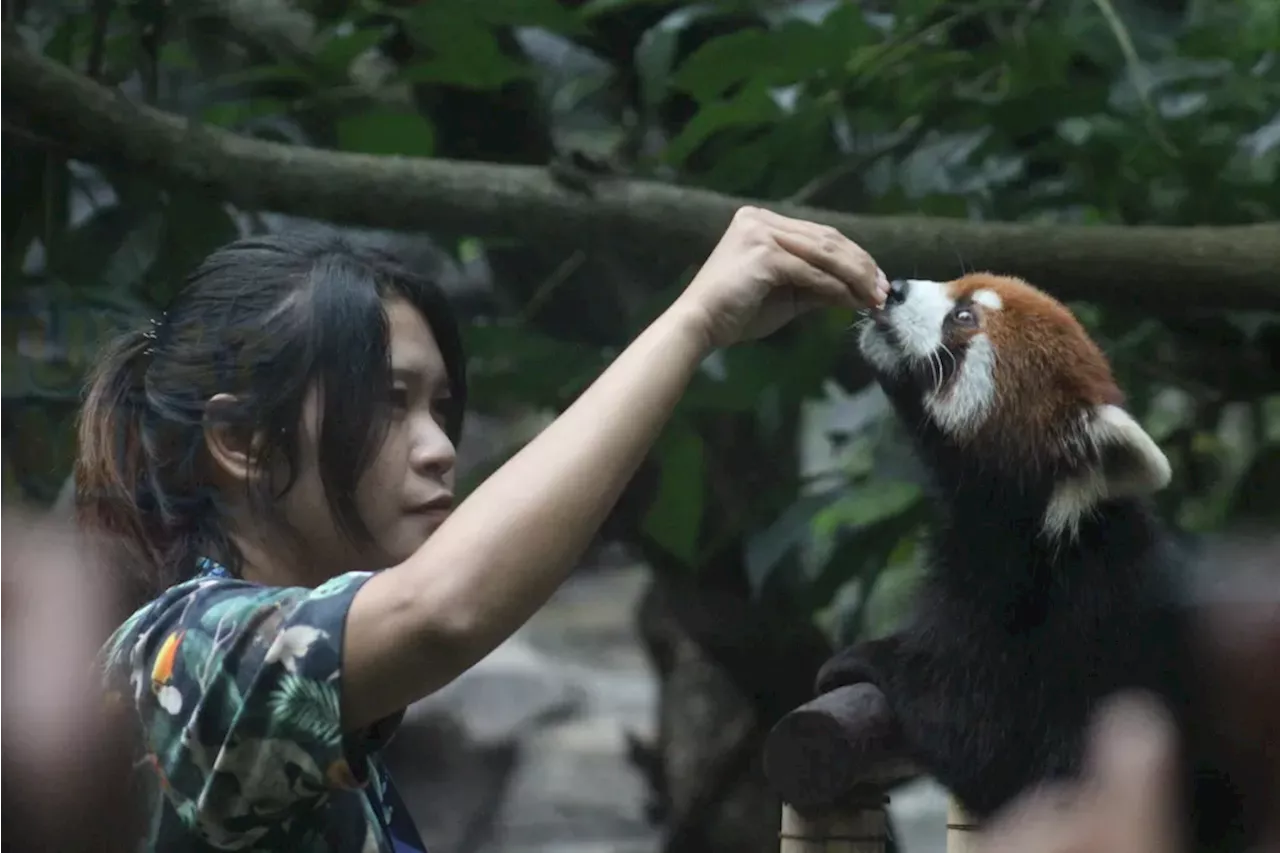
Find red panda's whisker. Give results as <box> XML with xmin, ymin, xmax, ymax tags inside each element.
<box><xmin>939</xmin><ymin>344</ymin><xmax>958</xmax><ymax>385</ymax></box>
<box><xmin>928</xmin><ymin>350</ymin><xmax>944</xmax><ymax>392</ymax></box>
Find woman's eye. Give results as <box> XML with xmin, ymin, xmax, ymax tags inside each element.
<box><xmin>388</xmin><ymin>387</ymin><xmax>411</xmax><ymax>410</ymax></box>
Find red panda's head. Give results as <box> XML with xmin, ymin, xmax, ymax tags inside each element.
<box><xmin>859</xmin><ymin>273</ymin><xmax>1171</xmax><ymax>538</ymax></box>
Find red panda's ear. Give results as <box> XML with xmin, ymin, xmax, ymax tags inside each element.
<box><xmin>1044</xmin><ymin>404</ymin><xmax>1172</xmax><ymax>538</ymax></box>
<box><xmin>1084</xmin><ymin>404</ymin><xmax>1172</xmax><ymax>495</ymax></box>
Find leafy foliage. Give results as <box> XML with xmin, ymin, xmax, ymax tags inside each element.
<box><xmin>3</xmin><ymin>0</ymin><xmax>1278</xmax><ymax>646</ymax></box>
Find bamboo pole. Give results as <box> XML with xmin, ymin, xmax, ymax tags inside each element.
<box><xmin>946</xmin><ymin>798</ymin><xmax>980</xmax><ymax>853</ymax></box>
<box><xmin>779</xmin><ymin>793</ymin><xmax>889</xmax><ymax>853</ymax></box>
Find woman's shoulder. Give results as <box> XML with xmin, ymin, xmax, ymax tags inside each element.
<box><xmin>99</xmin><ymin>568</ymin><xmax>378</xmax><ymax>681</ymax></box>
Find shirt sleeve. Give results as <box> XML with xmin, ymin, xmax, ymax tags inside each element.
<box><xmin>100</xmin><ymin>571</ymin><xmax>393</xmax><ymax>829</ymax></box>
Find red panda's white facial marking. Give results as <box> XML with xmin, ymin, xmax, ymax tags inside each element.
<box><xmin>859</xmin><ymin>278</ymin><xmax>999</xmax><ymax>438</ymax></box>
<box><xmin>859</xmin><ymin>273</ymin><xmax>1173</xmax><ymax>539</ymax></box>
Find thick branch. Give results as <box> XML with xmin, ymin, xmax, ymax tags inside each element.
<box><xmin>5</xmin><ymin>39</ymin><xmax>1279</xmax><ymax>311</ymax></box>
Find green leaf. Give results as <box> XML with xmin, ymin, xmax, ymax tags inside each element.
<box><xmin>689</xmin><ymin>123</ymin><xmax>776</xmax><ymax>194</ymax></box>
<box><xmin>201</xmin><ymin>99</ymin><xmax>288</xmax><ymax>130</ymax></box>
<box><xmin>1226</xmin><ymin>443</ymin><xmax>1280</xmax><ymax>523</ymax></box>
<box><xmin>45</xmin><ymin>205</ymin><xmax>142</xmax><ymax>287</ymax></box>
<box><xmin>400</xmin><ymin>6</ymin><xmax>533</xmax><ymax>89</ymax></box>
<box><xmin>663</xmin><ymin>82</ymin><xmax>783</xmax><ymax>165</ymax></box>
<box><xmin>147</xmin><ymin>192</ymin><xmax>240</xmax><ymax>304</ymax></box>
<box><xmin>812</xmin><ymin>0</ymin><xmax>879</xmax><ymax>56</ymax></box>
<box><xmin>1</xmin><ymin>394</ymin><xmax>79</xmax><ymax>502</ymax></box>
<box><xmin>745</xmin><ymin>488</ymin><xmax>841</xmax><ymax>595</ymax></box>
<box><xmin>102</xmin><ymin>211</ymin><xmax>164</xmax><ymax>293</ymax></box>
<box><xmin>314</xmin><ymin>24</ymin><xmax>391</xmax><ymax>76</ymax></box>
<box><xmin>641</xmin><ymin>422</ymin><xmax>705</xmax><ymax>567</ymax></box>
<box><xmin>760</xmin><ymin>101</ymin><xmax>841</xmax><ymax>198</ymax></box>
<box><xmin>667</xmin><ymin>13</ymin><xmax>875</xmax><ymax>101</ymax></box>
<box><xmin>671</xmin><ymin>28</ymin><xmax>773</xmax><ymax>102</ymax></box>
<box><xmin>891</xmin><ymin>0</ymin><xmax>951</xmax><ymax>26</ymax></box>
<box><xmin>859</xmin><ymin>544</ymin><xmax>927</xmax><ymax>640</ymax></box>
<box><xmin>815</xmin><ymin>480</ymin><xmax>923</xmax><ymax>537</ymax></box>
<box><xmin>399</xmin><ymin>51</ymin><xmax>530</xmax><ymax>91</ymax></box>
<box><xmin>335</xmin><ymin>107</ymin><xmax>436</xmax><ymax>158</ymax></box>
<box><xmin>462</xmin><ymin>321</ymin><xmax>604</xmax><ymax>410</ymax></box>
<box><xmin>680</xmin><ymin>338</ymin><xmax>813</xmax><ymax>414</ymax></box>
<box><xmin>802</xmin><ymin>506</ymin><xmax>926</xmax><ymax>639</ymax></box>
<box><xmin>769</xmin><ymin>8</ymin><xmax>876</xmax><ymax>82</ymax></box>
<box><xmin>3</xmin><ymin>285</ymin><xmax>140</xmax><ymax>406</ymax></box>
<box><xmin>206</xmin><ymin>64</ymin><xmax>311</xmax><ymax>88</ymax></box>
<box><xmin>469</xmin><ymin>0</ymin><xmax>586</xmax><ymax>34</ymax></box>
<box><xmin>578</xmin><ymin>0</ymin><xmax>674</xmax><ymax>19</ymax></box>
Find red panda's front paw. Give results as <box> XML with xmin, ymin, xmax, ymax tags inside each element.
<box><xmin>814</xmin><ymin>639</ymin><xmax>892</xmax><ymax>695</ymax></box>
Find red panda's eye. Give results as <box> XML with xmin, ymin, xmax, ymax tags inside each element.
<box><xmin>951</xmin><ymin>307</ymin><xmax>978</xmax><ymax>326</ymax></box>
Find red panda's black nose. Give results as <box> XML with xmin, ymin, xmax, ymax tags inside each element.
<box><xmin>886</xmin><ymin>278</ymin><xmax>909</xmax><ymax>305</ymax></box>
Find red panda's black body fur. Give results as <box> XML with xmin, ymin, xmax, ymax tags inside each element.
<box><xmin>816</xmin><ymin>274</ymin><xmax>1251</xmax><ymax>851</ymax></box>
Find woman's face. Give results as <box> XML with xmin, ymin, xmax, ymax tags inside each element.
<box><xmin>275</xmin><ymin>297</ymin><xmax>459</xmax><ymax>581</ymax></box>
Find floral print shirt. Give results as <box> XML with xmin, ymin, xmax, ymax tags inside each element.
<box><xmin>99</xmin><ymin>558</ymin><xmax>428</xmax><ymax>852</ymax></box>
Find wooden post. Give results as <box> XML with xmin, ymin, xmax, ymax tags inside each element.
<box><xmin>764</xmin><ymin>684</ymin><xmax>919</xmax><ymax>853</ymax></box>
<box><xmin>946</xmin><ymin>797</ymin><xmax>980</xmax><ymax>853</ymax></box>
<box><xmin>779</xmin><ymin>793</ymin><xmax>889</xmax><ymax>853</ymax></box>
<box><xmin>763</xmin><ymin>684</ymin><xmax>912</xmax><ymax>810</ymax></box>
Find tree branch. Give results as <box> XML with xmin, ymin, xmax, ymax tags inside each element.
<box><xmin>5</xmin><ymin>38</ymin><xmax>1279</xmax><ymax>311</ymax></box>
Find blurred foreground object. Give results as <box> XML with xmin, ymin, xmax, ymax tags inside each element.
<box><xmin>2</xmin><ymin>505</ymin><xmax>141</xmax><ymax>853</ymax></box>
<box><xmin>976</xmin><ymin>693</ymin><xmax>1188</xmax><ymax>853</ymax></box>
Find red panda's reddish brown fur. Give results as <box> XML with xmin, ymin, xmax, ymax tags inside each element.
<box><xmin>951</xmin><ymin>274</ymin><xmax>1124</xmax><ymax>421</ymax></box>
<box><xmin>936</xmin><ymin>274</ymin><xmax>1128</xmax><ymax>477</ymax></box>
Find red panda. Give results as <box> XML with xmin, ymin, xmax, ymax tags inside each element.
<box><xmin>815</xmin><ymin>274</ymin><xmax>1251</xmax><ymax>850</ymax></box>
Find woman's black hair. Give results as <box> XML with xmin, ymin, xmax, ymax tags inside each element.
<box><xmin>75</xmin><ymin>231</ymin><xmax>468</xmax><ymax>600</ymax></box>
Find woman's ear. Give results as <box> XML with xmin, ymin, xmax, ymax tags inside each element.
<box><xmin>203</xmin><ymin>393</ymin><xmax>258</xmax><ymax>484</ymax></box>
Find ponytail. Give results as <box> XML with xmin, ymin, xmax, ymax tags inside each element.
<box><xmin>74</xmin><ymin>329</ymin><xmax>165</xmax><ymax>600</ymax></box>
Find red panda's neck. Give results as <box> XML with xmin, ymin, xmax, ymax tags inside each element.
<box><xmin>924</xmin><ymin>449</ymin><xmax>1061</xmax><ymax>525</ymax></box>
<box><xmin>927</xmin><ymin>494</ymin><xmax>1172</xmax><ymax>609</ymax></box>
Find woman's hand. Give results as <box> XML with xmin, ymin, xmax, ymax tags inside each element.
<box><xmin>977</xmin><ymin>694</ymin><xmax>1185</xmax><ymax>853</ymax></box>
<box><xmin>674</xmin><ymin>205</ymin><xmax>889</xmax><ymax>349</ymax></box>
<box><xmin>2</xmin><ymin>507</ymin><xmax>142</xmax><ymax>853</ymax></box>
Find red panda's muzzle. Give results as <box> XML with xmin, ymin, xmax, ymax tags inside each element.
<box><xmin>858</xmin><ymin>277</ymin><xmax>1002</xmax><ymax>441</ymax></box>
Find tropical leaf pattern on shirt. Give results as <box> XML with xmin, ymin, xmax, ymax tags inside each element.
<box><xmin>270</xmin><ymin>671</ymin><xmax>343</xmax><ymax>746</ymax></box>
<box><xmin>98</xmin><ymin>564</ymin><xmax>414</xmax><ymax>852</ymax></box>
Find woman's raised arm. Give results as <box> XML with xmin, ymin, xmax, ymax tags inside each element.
<box><xmin>342</xmin><ymin>206</ymin><xmax>888</xmax><ymax>730</ymax></box>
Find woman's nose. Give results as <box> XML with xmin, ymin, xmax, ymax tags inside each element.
<box><xmin>410</xmin><ymin>421</ymin><xmax>456</xmax><ymax>473</ymax></box>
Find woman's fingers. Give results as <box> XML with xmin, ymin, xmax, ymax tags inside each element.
<box><xmin>772</xmin><ymin>229</ymin><xmax>888</xmax><ymax>309</ymax></box>
<box><xmin>767</xmin><ymin>247</ymin><xmax>860</xmax><ymax>310</ymax></box>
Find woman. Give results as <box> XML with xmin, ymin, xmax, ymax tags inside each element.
<box><xmin>85</xmin><ymin>207</ymin><xmax>888</xmax><ymax>852</ymax></box>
